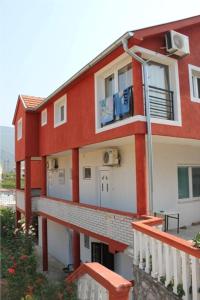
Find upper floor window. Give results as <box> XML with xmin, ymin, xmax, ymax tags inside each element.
<box><xmin>17</xmin><ymin>118</ymin><xmax>22</xmax><ymax>140</ymax></box>
<box><xmin>189</xmin><ymin>64</ymin><xmax>200</xmax><ymax>103</ymax></box>
<box><xmin>41</xmin><ymin>109</ymin><xmax>47</xmax><ymax>126</ymax></box>
<box><xmin>54</xmin><ymin>95</ymin><xmax>67</xmax><ymax>128</ymax></box>
<box><xmin>95</xmin><ymin>56</ymin><xmax>133</xmax><ymax>130</ymax></box>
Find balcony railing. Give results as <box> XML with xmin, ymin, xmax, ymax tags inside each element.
<box><xmin>148</xmin><ymin>85</ymin><xmax>174</xmax><ymax>120</ymax></box>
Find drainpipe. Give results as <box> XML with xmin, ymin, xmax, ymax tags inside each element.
<box><xmin>122</xmin><ymin>34</ymin><xmax>154</xmax><ymax>214</ymax></box>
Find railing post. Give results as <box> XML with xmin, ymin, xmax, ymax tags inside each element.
<box><xmin>144</xmin><ymin>235</ymin><xmax>150</xmax><ymax>273</ymax></box>
<box><xmin>16</xmin><ymin>161</ymin><xmax>21</xmax><ymax>189</ymax></box>
<box><xmin>164</xmin><ymin>244</ymin><xmax>172</xmax><ymax>287</ymax></box>
<box><xmin>139</xmin><ymin>232</ymin><xmax>144</xmax><ymax>269</ymax></box>
<box><xmin>172</xmin><ymin>248</ymin><xmax>181</xmax><ymax>294</ymax></box>
<box><xmin>190</xmin><ymin>255</ymin><xmax>200</xmax><ymax>300</ymax></box>
<box><xmin>151</xmin><ymin>237</ymin><xmax>157</xmax><ymax>278</ymax></box>
<box><xmin>133</xmin><ymin>230</ymin><xmax>139</xmax><ymax>265</ymax></box>
<box><xmin>180</xmin><ymin>251</ymin><xmax>191</xmax><ymax>300</ymax></box>
<box><xmin>157</xmin><ymin>240</ymin><xmax>164</xmax><ymax>282</ymax></box>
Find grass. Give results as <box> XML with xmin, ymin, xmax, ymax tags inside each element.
<box><xmin>0</xmin><ymin>173</ymin><xmax>25</xmax><ymax>189</ymax></box>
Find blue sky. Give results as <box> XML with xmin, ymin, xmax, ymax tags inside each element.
<box><xmin>0</xmin><ymin>0</ymin><xmax>199</xmax><ymax>127</ymax></box>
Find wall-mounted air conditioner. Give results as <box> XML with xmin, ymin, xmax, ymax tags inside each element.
<box><xmin>103</xmin><ymin>149</ymin><xmax>119</xmax><ymax>166</ymax></box>
<box><xmin>165</xmin><ymin>30</ymin><xmax>190</xmax><ymax>57</ymax></box>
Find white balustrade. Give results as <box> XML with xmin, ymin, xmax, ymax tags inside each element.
<box><xmin>133</xmin><ymin>229</ymin><xmax>200</xmax><ymax>300</ymax></box>
<box><xmin>77</xmin><ymin>274</ymin><xmax>108</xmax><ymax>300</ymax></box>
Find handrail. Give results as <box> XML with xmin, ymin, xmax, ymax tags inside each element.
<box><xmin>132</xmin><ymin>216</ymin><xmax>200</xmax><ymax>258</ymax></box>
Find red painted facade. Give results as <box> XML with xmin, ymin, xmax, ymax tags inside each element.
<box><xmin>13</xmin><ymin>17</ymin><xmax>200</xmax><ymax>161</ymax></box>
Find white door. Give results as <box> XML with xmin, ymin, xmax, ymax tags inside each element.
<box><xmin>100</xmin><ymin>170</ymin><xmax>111</xmax><ymax>207</ymax></box>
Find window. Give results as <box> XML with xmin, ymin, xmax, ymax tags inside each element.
<box><xmin>178</xmin><ymin>166</ymin><xmax>200</xmax><ymax>200</ymax></box>
<box><xmin>41</xmin><ymin>109</ymin><xmax>47</xmax><ymax>126</ymax></box>
<box><xmin>189</xmin><ymin>64</ymin><xmax>200</xmax><ymax>102</ymax></box>
<box><xmin>17</xmin><ymin>118</ymin><xmax>22</xmax><ymax>140</ymax></box>
<box><xmin>84</xmin><ymin>235</ymin><xmax>90</xmax><ymax>249</ymax></box>
<box><xmin>83</xmin><ymin>167</ymin><xmax>92</xmax><ymax>179</ymax></box>
<box><xmin>54</xmin><ymin>95</ymin><xmax>67</xmax><ymax>127</ymax></box>
<box><xmin>96</xmin><ymin>58</ymin><xmax>133</xmax><ymax>128</ymax></box>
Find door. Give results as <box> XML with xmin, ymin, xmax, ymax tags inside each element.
<box><xmin>91</xmin><ymin>242</ymin><xmax>114</xmax><ymax>271</ymax></box>
<box><xmin>100</xmin><ymin>170</ymin><xmax>111</xmax><ymax>207</ymax></box>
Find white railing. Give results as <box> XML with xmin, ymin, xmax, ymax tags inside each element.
<box><xmin>0</xmin><ymin>190</ymin><xmax>16</xmax><ymax>209</ymax></box>
<box><xmin>32</xmin><ymin>196</ymin><xmax>136</xmax><ymax>248</ymax></box>
<box><xmin>77</xmin><ymin>273</ymin><xmax>109</xmax><ymax>300</ymax></box>
<box><xmin>133</xmin><ymin>219</ymin><xmax>200</xmax><ymax>300</ymax></box>
<box><xmin>16</xmin><ymin>189</ymin><xmax>25</xmax><ymax>211</ymax></box>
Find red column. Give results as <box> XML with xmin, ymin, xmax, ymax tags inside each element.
<box><xmin>16</xmin><ymin>210</ymin><xmax>21</xmax><ymax>228</ymax></box>
<box><xmin>132</xmin><ymin>58</ymin><xmax>145</xmax><ymax>116</ymax></box>
<box><xmin>41</xmin><ymin>156</ymin><xmax>47</xmax><ymax>196</ymax></box>
<box><xmin>16</xmin><ymin>161</ymin><xmax>21</xmax><ymax>189</ymax></box>
<box><xmin>42</xmin><ymin>217</ymin><xmax>48</xmax><ymax>271</ymax></box>
<box><xmin>72</xmin><ymin>148</ymin><xmax>80</xmax><ymax>269</ymax></box>
<box><xmin>72</xmin><ymin>148</ymin><xmax>79</xmax><ymax>203</ymax></box>
<box><xmin>135</xmin><ymin>134</ymin><xmax>148</xmax><ymax>215</ymax></box>
<box><xmin>25</xmin><ymin>157</ymin><xmax>32</xmax><ymax>230</ymax></box>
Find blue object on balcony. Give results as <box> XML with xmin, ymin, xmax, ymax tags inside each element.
<box><xmin>113</xmin><ymin>91</ymin><xmax>123</xmax><ymax>119</ymax></box>
<box><xmin>100</xmin><ymin>96</ymin><xmax>114</xmax><ymax>126</ymax></box>
<box><xmin>121</xmin><ymin>86</ymin><xmax>132</xmax><ymax>115</ymax></box>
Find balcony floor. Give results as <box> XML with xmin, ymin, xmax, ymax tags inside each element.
<box><xmin>168</xmin><ymin>222</ymin><xmax>200</xmax><ymax>241</ymax></box>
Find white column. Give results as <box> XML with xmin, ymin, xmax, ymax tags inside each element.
<box><xmin>181</xmin><ymin>251</ymin><xmax>191</xmax><ymax>300</ymax></box>
<box><xmin>144</xmin><ymin>235</ymin><xmax>150</xmax><ymax>273</ymax></box>
<box><xmin>139</xmin><ymin>232</ymin><xmax>144</xmax><ymax>269</ymax></box>
<box><xmin>172</xmin><ymin>248</ymin><xmax>181</xmax><ymax>294</ymax></box>
<box><xmin>164</xmin><ymin>244</ymin><xmax>172</xmax><ymax>287</ymax></box>
<box><xmin>157</xmin><ymin>240</ymin><xmax>164</xmax><ymax>281</ymax></box>
<box><xmin>133</xmin><ymin>230</ymin><xmax>139</xmax><ymax>265</ymax></box>
<box><xmin>190</xmin><ymin>256</ymin><xmax>200</xmax><ymax>300</ymax></box>
<box><xmin>151</xmin><ymin>237</ymin><xmax>157</xmax><ymax>278</ymax></box>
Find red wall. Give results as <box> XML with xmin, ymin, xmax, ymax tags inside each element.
<box><xmin>14</xmin><ymin>100</ymin><xmax>26</xmax><ymax>161</ymax></box>
<box><xmin>31</xmin><ymin>160</ymin><xmax>42</xmax><ymax>189</ymax></box>
<box><xmin>15</xmin><ymin>21</ymin><xmax>200</xmax><ymax>159</ymax></box>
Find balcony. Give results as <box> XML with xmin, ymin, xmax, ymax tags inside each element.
<box><xmin>148</xmin><ymin>85</ymin><xmax>174</xmax><ymax>120</ymax></box>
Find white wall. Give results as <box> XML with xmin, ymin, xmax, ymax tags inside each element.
<box><xmin>79</xmin><ymin>143</ymin><xmax>136</xmax><ymax>213</ymax></box>
<box><xmin>80</xmin><ymin>233</ymin><xmax>133</xmax><ymax>280</ymax></box>
<box><xmin>153</xmin><ymin>143</ymin><xmax>200</xmax><ymax>227</ymax></box>
<box><xmin>38</xmin><ymin>217</ymin><xmax>72</xmax><ymax>266</ymax></box>
<box><xmin>47</xmin><ymin>155</ymin><xmax>72</xmax><ymax>200</ymax></box>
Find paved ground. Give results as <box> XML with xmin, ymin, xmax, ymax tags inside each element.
<box><xmin>168</xmin><ymin>222</ymin><xmax>200</xmax><ymax>241</ymax></box>
<box><xmin>35</xmin><ymin>245</ymin><xmax>67</xmax><ymax>283</ymax></box>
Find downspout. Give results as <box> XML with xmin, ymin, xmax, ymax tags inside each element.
<box><xmin>122</xmin><ymin>33</ymin><xmax>154</xmax><ymax>214</ymax></box>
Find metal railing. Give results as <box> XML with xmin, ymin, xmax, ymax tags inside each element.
<box><xmin>147</xmin><ymin>85</ymin><xmax>174</xmax><ymax>120</ymax></box>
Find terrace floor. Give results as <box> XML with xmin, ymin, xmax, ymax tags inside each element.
<box><xmin>168</xmin><ymin>222</ymin><xmax>200</xmax><ymax>241</ymax></box>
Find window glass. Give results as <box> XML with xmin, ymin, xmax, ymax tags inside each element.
<box><xmin>147</xmin><ymin>62</ymin><xmax>170</xmax><ymax>90</ymax></box>
<box><xmin>178</xmin><ymin>167</ymin><xmax>189</xmax><ymax>199</ymax></box>
<box><xmin>118</xmin><ymin>63</ymin><xmax>132</xmax><ymax>92</ymax></box>
<box><xmin>60</xmin><ymin>105</ymin><xmax>65</xmax><ymax>122</ymax></box>
<box><xmin>105</xmin><ymin>74</ymin><xmax>114</xmax><ymax>98</ymax></box>
<box><xmin>83</xmin><ymin>167</ymin><xmax>91</xmax><ymax>179</ymax></box>
<box><xmin>17</xmin><ymin>119</ymin><xmax>22</xmax><ymax>140</ymax></box>
<box><xmin>192</xmin><ymin>167</ymin><xmax>200</xmax><ymax>197</ymax></box>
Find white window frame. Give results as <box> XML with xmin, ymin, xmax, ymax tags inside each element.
<box><xmin>95</xmin><ymin>47</ymin><xmax>182</xmax><ymax>134</ymax></box>
<box><xmin>83</xmin><ymin>167</ymin><xmax>92</xmax><ymax>180</ymax></box>
<box><xmin>54</xmin><ymin>95</ymin><xmax>67</xmax><ymax>128</ymax></box>
<box><xmin>178</xmin><ymin>165</ymin><xmax>200</xmax><ymax>202</ymax></box>
<box><xmin>41</xmin><ymin>108</ymin><xmax>47</xmax><ymax>126</ymax></box>
<box><xmin>17</xmin><ymin>118</ymin><xmax>22</xmax><ymax>141</ymax></box>
<box><xmin>188</xmin><ymin>64</ymin><xmax>200</xmax><ymax>103</ymax></box>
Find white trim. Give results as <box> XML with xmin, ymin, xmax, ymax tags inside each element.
<box><xmin>54</xmin><ymin>95</ymin><xmax>67</xmax><ymax>128</ymax></box>
<box><xmin>41</xmin><ymin>108</ymin><xmax>47</xmax><ymax>126</ymax></box>
<box><xmin>17</xmin><ymin>118</ymin><xmax>22</xmax><ymax>141</ymax></box>
<box><xmin>188</xmin><ymin>64</ymin><xmax>200</xmax><ymax>103</ymax></box>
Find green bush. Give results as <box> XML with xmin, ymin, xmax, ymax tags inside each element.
<box><xmin>193</xmin><ymin>232</ymin><xmax>200</xmax><ymax>248</ymax></box>
<box><xmin>0</xmin><ymin>208</ymin><xmax>77</xmax><ymax>300</ymax></box>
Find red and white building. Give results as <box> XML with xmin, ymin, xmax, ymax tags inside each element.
<box><xmin>13</xmin><ymin>16</ymin><xmax>200</xmax><ymax>299</ymax></box>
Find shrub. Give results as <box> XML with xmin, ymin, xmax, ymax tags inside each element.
<box><xmin>193</xmin><ymin>232</ymin><xmax>200</xmax><ymax>248</ymax></box>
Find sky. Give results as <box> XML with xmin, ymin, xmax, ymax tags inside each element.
<box><xmin>0</xmin><ymin>0</ymin><xmax>199</xmax><ymax>127</ymax></box>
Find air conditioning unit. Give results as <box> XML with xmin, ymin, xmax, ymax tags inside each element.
<box><xmin>103</xmin><ymin>149</ymin><xmax>119</xmax><ymax>166</ymax></box>
<box><xmin>165</xmin><ymin>30</ymin><xmax>190</xmax><ymax>57</ymax></box>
